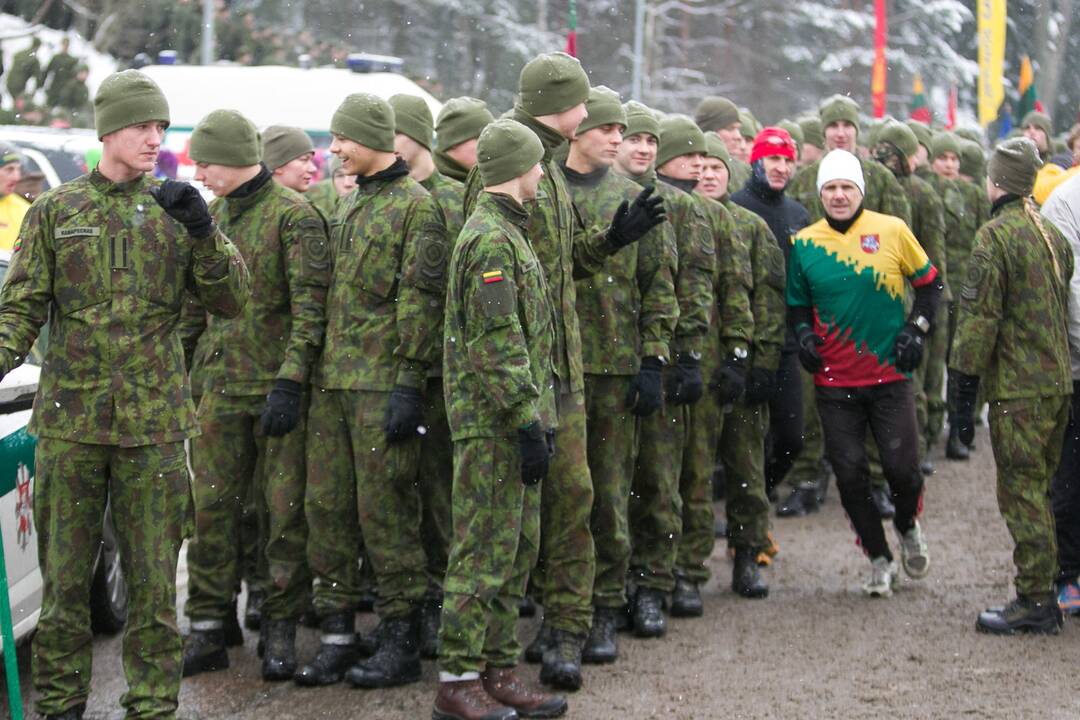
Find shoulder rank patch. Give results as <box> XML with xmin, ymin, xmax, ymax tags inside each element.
<box><xmin>483</xmin><ymin>270</ymin><xmax>504</xmax><ymax>284</ymax></box>
<box><xmin>12</xmin><ymin>237</ymin><xmax>22</xmax><ymax>253</ymax></box>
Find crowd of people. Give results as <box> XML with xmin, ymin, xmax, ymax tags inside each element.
<box><xmin>2</xmin><ymin>49</ymin><xmax>1080</xmax><ymax>720</ymax></box>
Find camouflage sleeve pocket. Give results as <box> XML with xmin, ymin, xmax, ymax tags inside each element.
<box><xmin>298</xmin><ymin>218</ymin><xmax>331</xmax><ymax>280</ymax></box>
<box><xmin>476</xmin><ymin>270</ymin><xmax>516</xmax><ymax>321</ymax></box>
<box><xmin>411</xmin><ymin>222</ymin><xmax>449</xmax><ymax>292</ymax></box>
<box><xmin>961</xmin><ymin>250</ymin><xmax>988</xmax><ymax>302</ymax></box>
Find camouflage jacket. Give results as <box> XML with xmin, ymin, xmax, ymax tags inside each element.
<box><xmin>724</xmin><ymin>199</ymin><xmax>786</xmax><ymax>371</ymax></box>
<box><xmin>692</xmin><ymin>192</ymin><xmax>754</xmax><ymax>375</ymax></box>
<box><xmin>625</xmin><ymin>168</ymin><xmax>715</xmax><ymax>359</ymax></box>
<box><xmin>443</xmin><ymin>192</ymin><xmax>557</xmax><ymax>439</ymax></box>
<box><xmin>900</xmin><ymin>173</ymin><xmax>951</xmax><ymax>302</ymax></box>
<box><xmin>728</xmin><ymin>158</ymin><xmax>752</xmax><ymax>194</ymax></box>
<box><xmin>954</xmin><ymin>177</ymin><xmax>991</xmax><ymax>290</ymax></box>
<box><xmin>950</xmin><ymin>198</ymin><xmax>1073</xmax><ymax>401</ymax></box>
<box><xmin>422</xmin><ymin>169</ymin><xmax>465</xmax><ymax>379</ymax></box>
<box><xmin>306</xmin><ymin>180</ymin><xmax>341</xmax><ymax>221</ymax></box>
<box><xmin>463</xmin><ymin>109</ymin><xmax>619</xmax><ymax>394</ymax></box>
<box><xmin>313</xmin><ymin>159</ymin><xmax>448</xmax><ymax>392</ymax></box>
<box><xmin>790</xmin><ymin>156</ymin><xmax>912</xmax><ymax>226</ymax></box>
<box><xmin>563</xmin><ymin>164</ymin><xmax>678</xmax><ymax>375</ymax></box>
<box><xmin>179</xmin><ymin>173</ymin><xmax>329</xmax><ymax>396</ymax></box>
<box><xmin>0</xmin><ymin>170</ymin><xmax>250</xmax><ymax>446</ymax></box>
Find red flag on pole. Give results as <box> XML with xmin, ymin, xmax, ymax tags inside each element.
<box><xmin>565</xmin><ymin>0</ymin><xmax>578</xmax><ymax>57</ymax></box>
<box><xmin>871</xmin><ymin>0</ymin><xmax>888</xmax><ymax>118</ymax></box>
<box><xmin>946</xmin><ymin>85</ymin><xmax>957</xmax><ymax>129</ymax></box>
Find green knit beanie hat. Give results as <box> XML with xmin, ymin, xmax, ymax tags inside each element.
<box><xmin>693</xmin><ymin>96</ymin><xmax>740</xmax><ymax>133</ymax></box>
<box><xmin>777</xmin><ymin>120</ymin><xmax>804</xmax><ymax>150</ymax></box>
<box><xmin>704</xmin><ymin>132</ymin><xmax>732</xmax><ymax>170</ymax></box>
<box><xmin>875</xmin><ymin>120</ymin><xmax>918</xmax><ymax>159</ymax></box>
<box><xmin>906</xmin><ymin>120</ymin><xmax>934</xmax><ymax>155</ymax></box>
<box><xmin>819</xmin><ymin>95</ymin><xmax>861</xmax><ymax>134</ymax></box>
<box><xmin>389</xmin><ymin>94</ymin><xmax>434</xmax><ymax>151</ymax></box>
<box><xmin>93</xmin><ymin>69</ymin><xmax>170</xmax><ymax>140</ymax></box>
<box><xmin>931</xmin><ymin>131</ymin><xmax>961</xmax><ymax>160</ymax></box>
<box><xmin>190</xmin><ymin>109</ymin><xmax>261</xmax><ymax>166</ymax></box>
<box><xmin>656</xmin><ymin>114</ymin><xmax>707</xmax><ymax>169</ymax></box>
<box><xmin>988</xmin><ymin>136</ymin><xmax>1042</xmax><ymax>195</ymax></box>
<box><xmin>518</xmin><ymin>52</ymin><xmax>590</xmax><ymax>116</ymax></box>
<box><xmin>477</xmin><ymin>119</ymin><xmax>544</xmax><ymax>187</ymax></box>
<box><xmin>261</xmin><ymin>125</ymin><xmax>314</xmax><ymax>170</ymax></box>
<box><xmin>954</xmin><ymin>127</ymin><xmax>983</xmax><ymax>144</ymax></box>
<box><xmin>330</xmin><ymin>93</ymin><xmax>395</xmax><ymax>152</ymax></box>
<box><xmin>959</xmin><ymin>139</ymin><xmax>986</xmax><ymax>178</ymax></box>
<box><xmin>623</xmin><ymin>101</ymin><xmax>660</xmax><ymax>139</ymax></box>
<box><xmin>798</xmin><ymin>115</ymin><xmax>825</xmax><ymax>149</ymax></box>
<box><xmin>738</xmin><ymin>110</ymin><xmax>759</xmax><ymax>141</ymax></box>
<box><xmin>1021</xmin><ymin>111</ymin><xmax>1053</xmax><ymax>141</ymax></box>
<box><xmin>435</xmin><ymin>97</ymin><xmax>494</xmax><ymax>150</ymax></box>
<box><xmin>577</xmin><ymin>85</ymin><xmax>626</xmax><ymax>135</ymax></box>
<box><xmin>0</xmin><ymin>142</ymin><xmax>20</xmax><ymax>167</ymax></box>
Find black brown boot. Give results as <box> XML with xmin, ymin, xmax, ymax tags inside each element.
<box><xmin>483</xmin><ymin>665</ymin><xmax>568</xmax><ymax>718</ymax></box>
<box><xmin>244</xmin><ymin>589</ymin><xmax>265</xmax><ymax>630</ymax></box>
<box><xmin>182</xmin><ymin>625</ymin><xmax>229</xmax><ymax>677</ymax></box>
<box><xmin>581</xmin><ymin>607</ymin><xmax>618</xmax><ymax>664</ymax></box>
<box><xmin>524</xmin><ymin>623</ymin><xmax>552</xmax><ymax>664</ymax></box>
<box><xmin>632</xmin><ymin>587</ymin><xmax>667</xmax><ymax>636</ymax></box>
<box><xmin>345</xmin><ymin>611</ymin><xmax>422</xmax><ymax>688</ymax></box>
<box><xmin>420</xmin><ymin>595</ymin><xmax>442</xmax><ymax>660</ymax></box>
<box><xmin>539</xmin><ymin>629</ymin><xmax>583</xmax><ymax>691</ymax></box>
<box><xmin>669</xmin><ymin>578</ymin><xmax>703</xmax><ymax>618</ymax></box>
<box><xmin>433</xmin><ymin>678</ymin><xmax>518</xmax><ymax>720</ymax></box>
<box><xmin>946</xmin><ymin>424</ymin><xmax>970</xmax><ymax>460</ymax></box>
<box><xmin>976</xmin><ymin>595</ymin><xmax>1063</xmax><ymax>635</ymax></box>
<box><xmin>732</xmin><ymin>547</ymin><xmax>769</xmax><ymax>599</ymax></box>
<box><xmin>293</xmin><ymin>612</ymin><xmax>358</xmax><ymax>686</ymax></box>
<box><xmin>261</xmin><ymin>618</ymin><xmax>297</xmax><ymax>681</ymax></box>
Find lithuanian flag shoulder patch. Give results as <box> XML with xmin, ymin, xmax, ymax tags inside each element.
<box><xmin>482</xmin><ymin>270</ymin><xmax>504</xmax><ymax>284</ymax></box>
<box><xmin>12</xmin><ymin>236</ymin><xmax>22</xmax><ymax>253</ymax></box>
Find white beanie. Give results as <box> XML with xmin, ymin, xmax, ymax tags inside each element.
<box><xmin>816</xmin><ymin>149</ymin><xmax>865</xmax><ymax>196</ymax></box>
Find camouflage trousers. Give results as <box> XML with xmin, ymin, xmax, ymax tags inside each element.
<box><xmin>720</xmin><ymin>401</ymin><xmax>770</xmax><ymax>552</ymax></box>
<box><xmin>787</xmin><ymin>367</ymin><xmax>827</xmax><ymax>489</ymax></box>
<box><xmin>32</xmin><ymin>438</ymin><xmax>189</xmax><ymax>719</ymax></box>
<box><xmin>923</xmin><ymin>315</ymin><xmax>949</xmax><ymax>448</ymax></box>
<box><xmin>583</xmin><ymin>374</ymin><xmax>638</xmax><ymax>609</ymax></box>
<box><xmin>629</xmin><ymin>385</ymin><xmax>691</xmax><ymax>593</ymax></box>
<box><xmin>988</xmin><ymin>394</ymin><xmax>1070</xmax><ymax>598</ymax></box>
<box><xmin>186</xmin><ymin>393</ymin><xmax>310</xmax><ymax>623</ymax></box>
<box><xmin>534</xmin><ymin>390</ymin><xmax>595</xmax><ymax>637</ymax></box>
<box><xmin>305</xmin><ymin>388</ymin><xmax>426</xmax><ymax>620</ymax></box>
<box><xmin>439</xmin><ymin>436</ymin><xmax>540</xmax><ymax>675</ymax></box>
<box><xmin>419</xmin><ymin>377</ymin><xmax>454</xmax><ymax>598</ymax></box>
<box><xmin>676</xmin><ymin>387</ymin><xmax>726</xmax><ymax>584</ymax></box>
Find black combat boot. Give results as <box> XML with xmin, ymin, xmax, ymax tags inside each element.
<box><xmin>669</xmin><ymin>578</ymin><xmax>703</xmax><ymax>618</ymax></box>
<box><xmin>776</xmin><ymin>485</ymin><xmax>819</xmax><ymax>517</ymax></box>
<box><xmin>45</xmin><ymin>703</ymin><xmax>86</xmax><ymax>720</ymax></box>
<box><xmin>346</xmin><ymin>611</ymin><xmax>422</xmax><ymax>688</ymax></box>
<box><xmin>815</xmin><ymin>471</ymin><xmax>831</xmax><ymax>505</ymax></box>
<box><xmin>581</xmin><ymin>607</ymin><xmax>618</xmax><ymax>664</ymax></box>
<box><xmin>419</xmin><ymin>595</ymin><xmax>442</xmax><ymax>660</ymax></box>
<box><xmin>293</xmin><ymin>612</ymin><xmax>358</xmax><ymax>686</ymax></box>
<box><xmin>261</xmin><ymin>618</ymin><xmax>298</xmax><ymax>681</ymax></box>
<box><xmin>539</xmin><ymin>628</ymin><xmax>584</xmax><ymax>691</ymax></box>
<box><xmin>870</xmin><ymin>485</ymin><xmax>896</xmax><ymax>519</ymax></box>
<box><xmin>945</xmin><ymin>424</ymin><xmax>970</xmax><ymax>460</ymax></box>
<box><xmin>244</xmin><ymin>588</ymin><xmax>265</xmax><ymax>630</ymax></box>
<box><xmin>524</xmin><ymin>622</ymin><xmax>552</xmax><ymax>664</ymax></box>
<box><xmin>181</xmin><ymin>626</ymin><xmax>229</xmax><ymax>677</ymax></box>
<box><xmin>632</xmin><ymin>587</ymin><xmax>667</xmax><ymax>636</ymax></box>
<box><xmin>976</xmin><ymin>595</ymin><xmax>1064</xmax><ymax>635</ymax></box>
<box><xmin>224</xmin><ymin>598</ymin><xmax>244</xmax><ymax>647</ymax></box>
<box><xmin>732</xmin><ymin>547</ymin><xmax>769</xmax><ymax>599</ymax></box>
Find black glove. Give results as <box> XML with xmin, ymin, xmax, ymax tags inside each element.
<box><xmin>150</xmin><ymin>179</ymin><xmax>215</xmax><ymax>239</ymax></box>
<box><xmin>952</xmin><ymin>371</ymin><xmax>980</xmax><ymax>446</ymax></box>
<box><xmin>666</xmin><ymin>354</ymin><xmax>704</xmax><ymax>406</ymax></box>
<box><xmin>625</xmin><ymin>357</ymin><xmax>664</xmax><ymax>416</ymax></box>
<box><xmin>714</xmin><ymin>358</ymin><xmax>747</xmax><ymax>405</ymax></box>
<box><xmin>607</xmin><ymin>185</ymin><xmax>666</xmax><ymax>249</ymax></box>
<box><xmin>796</xmin><ymin>326</ymin><xmax>824</xmax><ymax>373</ymax></box>
<box><xmin>518</xmin><ymin>421</ymin><xmax>551</xmax><ymax>486</ymax></box>
<box><xmin>743</xmin><ymin>367</ymin><xmax>776</xmax><ymax>405</ymax></box>
<box><xmin>260</xmin><ymin>379</ymin><xmax>302</xmax><ymax>437</ymax></box>
<box><xmin>383</xmin><ymin>386</ymin><xmax>424</xmax><ymax>443</ymax></box>
<box><xmin>893</xmin><ymin>323</ymin><xmax>925</xmax><ymax>373</ymax></box>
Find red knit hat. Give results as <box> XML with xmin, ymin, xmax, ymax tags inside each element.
<box><xmin>750</xmin><ymin>127</ymin><xmax>797</xmax><ymax>163</ymax></box>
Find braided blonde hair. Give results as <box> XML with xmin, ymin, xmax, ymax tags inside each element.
<box><xmin>1024</xmin><ymin>195</ymin><xmax>1064</xmax><ymax>287</ymax></box>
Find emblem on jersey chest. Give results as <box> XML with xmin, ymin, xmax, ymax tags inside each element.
<box><xmin>860</xmin><ymin>234</ymin><xmax>880</xmax><ymax>254</ymax></box>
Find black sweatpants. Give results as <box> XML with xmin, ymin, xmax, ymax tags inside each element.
<box><xmin>816</xmin><ymin>381</ymin><xmax>924</xmax><ymax>562</ymax></box>
<box><xmin>766</xmin><ymin>351</ymin><xmax>805</xmax><ymax>493</ymax></box>
<box><xmin>1052</xmin><ymin>381</ymin><xmax>1080</xmax><ymax>582</ymax></box>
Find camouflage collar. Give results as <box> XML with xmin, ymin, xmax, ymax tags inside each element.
<box><xmin>89</xmin><ymin>168</ymin><xmax>148</xmax><ymax>196</ymax></box>
<box><xmin>485</xmin><ymin>192</ymin><xmax>529</xmax><ymax>229</ymax></box>
<box><xmin>434</xmin><ymin>150</ymin><xmax>468</xmax><ymax>182</ymax></box>
<box><xmin>224</xmin><ymin>167</ymin><xmax>275</xmax><ymax>213</ymax></box>
<box><xmin>990</xmin><ymin>193</ymin><xmax>1023</xmax><ymax>217</ymax></box>
<box><xmin>512</xmin><ymin>107</ymin><xmax>568</xmax><ymax>160</ymax></box>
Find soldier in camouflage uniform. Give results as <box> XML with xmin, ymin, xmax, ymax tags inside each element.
<box><xmin>434</xmin><ymin>97</ymin><xmax>495</xmax><ymax>183</ymax></box>
<box><xmin>41</xmin><ymin>37</ymin><xmax>79</xmax><ymax>109</ymax></box>
<box><xmin>294</xmin><ymin>93</ymin><xmax>448</xmax><ymax>690</ymax></box>
<box><xmin>699</xmin><ymin>132</ymin><xmax>786</xmax><ymax>598</ymax></box>
<box><xmin>464</xmin><ymin>54</ymin><xmax>664</xmax><ymax>691</ymax></box>
<box><xmin>694</xmin><ymin>96</ymin><xmax>752</xmax><ymax>191</ymax></box>
<box><xmin>433</xmin><ymin>117</ymin><xmax>568</xmax><ymax>720</ymax></box>
<box><xmin>560</xmin><ymin>87</ymin><xmax>678</xmax><ymax>664</ymax></box>
<box><xmin>950</xmin><ymin>137</ymin><xmax>1072</xmax><ymax>635</ymax></box>
<box><xmin>797</xmin><ymin>115</ymin><xmax>825</xmax><ymax>167</ymax></box>
<box><xmin>614</xmin><ymin>103</ymin><xmax>714</xmax><ymax>636</ymax></box>
<box><xmin>657</xmin><ymin>115</ymin><xmax>754</xmax><ymax>614</ymax></box>
<box><xmin>0</xmin><ymin>70</ymin><xmax>250</xmax><ymax>720</ymax></box>
<box><xmin>264</xmin><ymin>125</ymin><xmax>318</xmax><ymax>194</ymax></box>
<box><xmin>6</xmin><ymin>36</ymin><xmax>41</xmax><ymax>99</ymax></box>
<box><xmin>389</xmin><ymin>92</ymin><xmax>467</xmax><ymax>658</ymax></box>
<box><xmin>179</xmin><ymin>110</ymin><xmax>328</xmax><ymax>682</ymax></box>
<box><xmin>785</xmin><ymin>95</ymin><xmax>913</xmax><ymax>509</ymax></box>
<box><xmin>306</xmin><ymin>155</ymin><xmax>355</xmax><ymax>220</ymax></box>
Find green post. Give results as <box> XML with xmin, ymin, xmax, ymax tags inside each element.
<box><xmin>0</xmin><ymin>528</ymin><xmax>24</xmax><ymax>720</ymax></box>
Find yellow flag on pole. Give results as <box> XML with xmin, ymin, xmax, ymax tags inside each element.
<box><xmin>977</xmin><ymin>0</ymin><xmax>1006</xmax><ymax>126</ymax></box>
